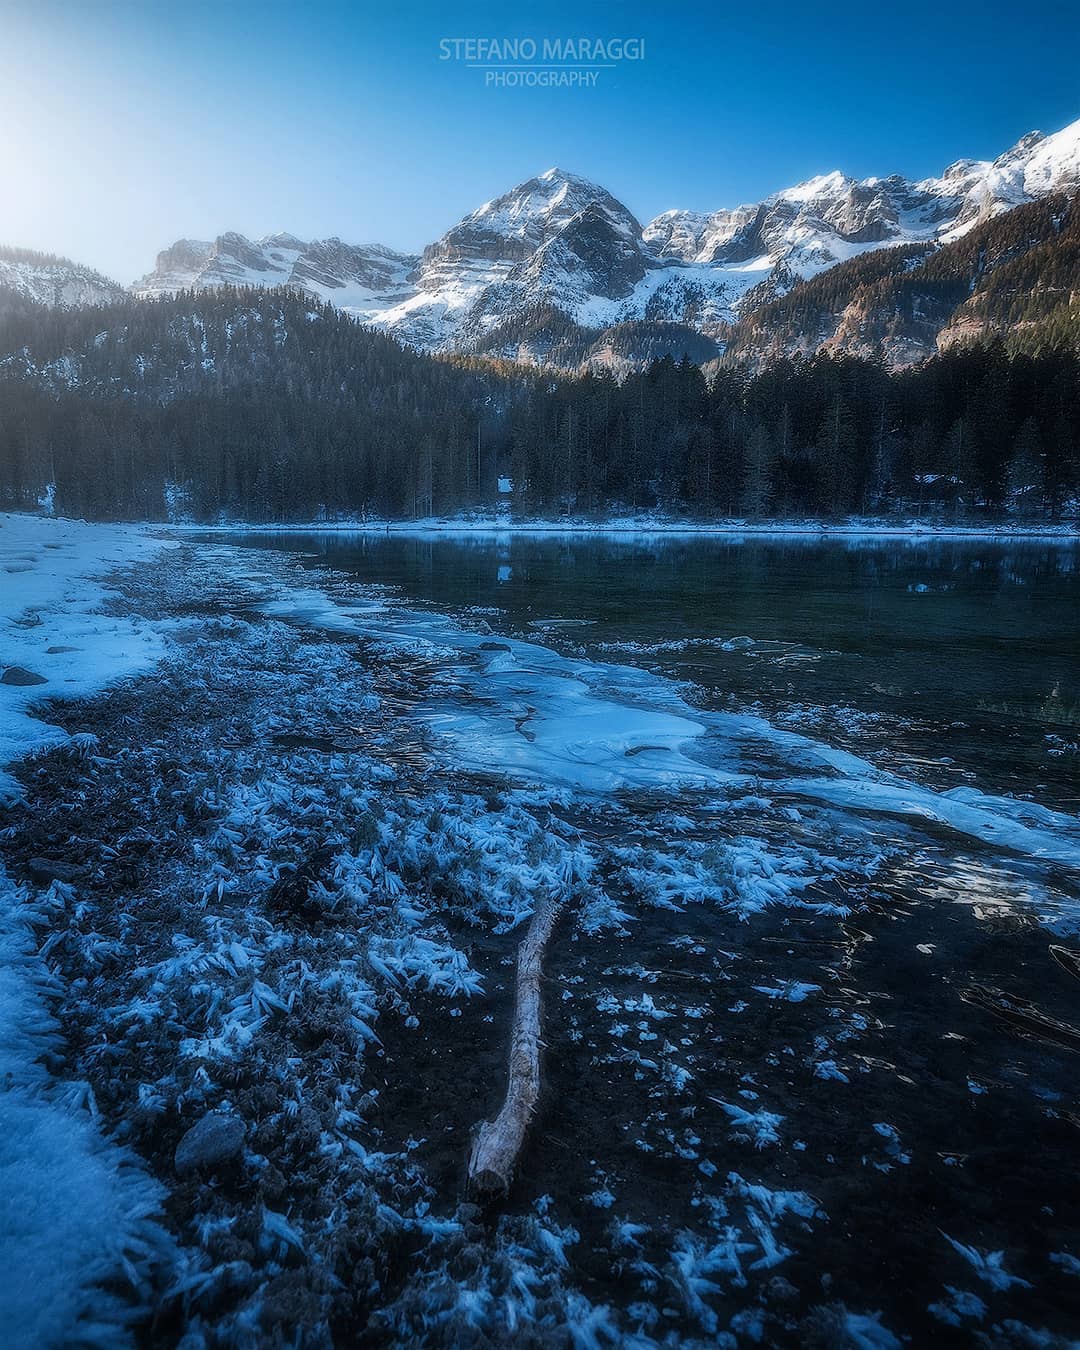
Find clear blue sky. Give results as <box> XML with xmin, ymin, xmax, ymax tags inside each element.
<box><xmin>3</xmin><ymin>0</ymin><xmax>1079</xmax><ymax>283</ymax></box>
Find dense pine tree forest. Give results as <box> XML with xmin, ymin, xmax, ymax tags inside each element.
<box><xmin>0</xmin><ymin>283</ymin><xmax>1076</xmax><ymax>522</ymax></box>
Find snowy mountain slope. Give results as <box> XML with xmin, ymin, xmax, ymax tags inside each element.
<box><xmin>365</xmin><ymin>170</ymin><xmax>783</xmax><ymax>352</ymax></box>
<box><xmin>132</xmin><ymin>232</ymin><xmax>418</xmax><ymax>311</ymax></box>
<box><xmin>723</xmin><ymin>189</ymin><xmax>1080</xmax><ymax>369</ymax></box>
<box><xmin>47</xmin><ymin>112</ymin><xmax>1080</xmax><ymax>367</ymax></box>
<box><xmin>647</xmin><ymin>121</ymin><xmax>1080</xmax><ymax>272</ymax></box>
<box><xmin>364</xmin><ymin>169</ymin><xmax>656</xmax><ymax>348</ymax></box>
<box><xmin>371</xmin><ymin>115</ymin><xmax>1080</xmax><ymax>359</ymax></box>
<box><xmin>0</xmin><ymin>246</ymin><xmax>126</xmax><ymax>308</ymax></box>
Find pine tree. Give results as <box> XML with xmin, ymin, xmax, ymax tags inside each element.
<box><xmin>1008</xmin><ymin>417</ymin><xmax>1044</xmax><ymax>515</ymax></box>
<box><xmin>815</xmin><ymin>396</ymin><xmax>858</xmax><ymax>516</ymax></box>
<box><xmin>740</xmin><ymin>420</ymin><xmax>775</xmax><ymax>517</ymax></box>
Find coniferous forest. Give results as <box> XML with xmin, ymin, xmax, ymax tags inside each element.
<box><xmin>0</xmin><ymin>282</ymin><xmax>1077</xmax><ymax>522</ymax></box>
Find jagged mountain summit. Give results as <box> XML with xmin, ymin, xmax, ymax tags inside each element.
<box><xmin>0</xmin><ymin>246</ymin><xmax>126</xmax><ymax>309</ymax></box>
<box><xmin>365</xmin><ymin>168</ymin><xmax>662</xmax><ymax>349</ymax></box>
<box><xmin>645</xmin><ymin>119</ymin><xmax>1080</xmax><ymax>268</ymax></box>
<box><xmin>378</xmin><ymin>119</ymin><xmax>1080</xmax><ymax>362</ymax></box>
<box><xmin>25</xmin><ymin>115</ymin><xmax>1080</xmax><ymax>368</ymax></box>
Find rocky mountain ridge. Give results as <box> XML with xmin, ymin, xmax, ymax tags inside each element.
<box><xmin>7</xmin><ymin>116</ymin><xmax>1080</xmax><ymax>369</ymax></box>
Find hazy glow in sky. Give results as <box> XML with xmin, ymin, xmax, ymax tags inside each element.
<box><xmin>2</xmin><ymin>0</ymin><xmax>1078</xmax><ymax>283</ymax></box>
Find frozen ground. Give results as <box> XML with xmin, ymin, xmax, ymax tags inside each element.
<box><xmin>0</xmin><ymin>513</ymin><xmax>173</xmax><ymax>803</ymax></box>
<box><xmin>2</xmin><ymin>521</ymin><xmax>1079</xmax><ymax>1346</ymax></box>
<box><xmin>0</xmin><ymin>513</ymin><xmax>177</xmax><ymax>1347</ymax></box>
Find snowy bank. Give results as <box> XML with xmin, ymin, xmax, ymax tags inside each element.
<box><xmin>0</xmin><ymin>513</ymin><xmax>175</xmax><ymax>803</ymax></box>
<box><xmin>0</xmin><ymin>512</ymin><xmax>176</xmax><ymax>1346</ymax></box>
<box><xmin>177</xmin><ymin>514</ymin><xmax>1080</xmax><ymax>541</ymax></box>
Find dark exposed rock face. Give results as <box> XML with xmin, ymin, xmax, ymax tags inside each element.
<box><xmin>521</xmin><ymin>203</ymin><xmax>653</xmax><ymax>301</ymax></box>
<box><xmin>292</xmin><ymin>239</ymin><xmax>413</xmax><ymax>293</ymax></box>
<box><xmin>153</xmin><ymin>238</ymin><xmax>214</xmax><ymax>276</ymax></box>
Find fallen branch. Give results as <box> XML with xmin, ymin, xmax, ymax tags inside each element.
<box><xmin>468</xmin><ymin>893</ymin><xmax>562</xmax><ymax>1197</ymax></box>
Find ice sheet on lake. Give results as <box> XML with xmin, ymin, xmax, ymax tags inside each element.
<box><xmin>255</xmin><ymin>579</ymin><xmax>1080</xmax><ymax>881</ymax></box>
<box><xmin>261</xmin><ymin>587</ymin><xmax>747</xmax><ymax>794</ymax></box>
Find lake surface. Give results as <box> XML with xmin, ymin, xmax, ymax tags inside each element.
<box><xmin>213</xmin><ymin>530</ymin><xmax>1080</xmax><ymax>1340</ymax></box>
<box><xmin>226</xmin><ymin>531</ymin><xmax>1080</xmax><ymax>807</ymax></box>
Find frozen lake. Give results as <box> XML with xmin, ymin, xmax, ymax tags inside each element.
<box><xmin>204</xmin><ymin>530</ymin><xmax>1080</xmax><ymax>1338</ymax></box>
<box><xmin>14</xmin><ymin>525</ymin><xmax>1078</xmax><ymax>1344</ymax></box>
<box><xmin>226</xmin><ymin>531</ymin><xmax>1080</xmax><ymax>812</ymax></box>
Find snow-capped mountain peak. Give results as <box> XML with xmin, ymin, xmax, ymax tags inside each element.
<box><xmin>775</xmin><ymin>170</ymin><xmax>850</xmax><ymax>204</ymax></box>
<box><xmin>1019</xmin><ymin>116</ymin><xmax>1080</xmax><ymax>195</ymax></box>
<box><xmin>104</xmin><ymin>111</ymin><xmax>1080</xmax><ymax>365</ymax></box>
<box><xmin>427</xmin><ymin>168</ymin><xmax>638</xmax><ymax>265</ymax></box>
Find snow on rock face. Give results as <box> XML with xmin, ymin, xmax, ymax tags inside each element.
<box><xmin>132</xmin><ymin>232</ymin><xmax>418</xmax><ymax>313</ymax></box>
<box><xmin>1020</xmin><ymin>118</ymin><xmax>1080</xmax><ymax>195</ymax></box>
<box><xmin>643</xmin><ymin>204</ymin><xmax>758</xmax><ymax>263</ymax></box>
<box><xmin>422</xmin><ymin>167</ymin><xmax>641</xmax><ymax>271</ymax></box>
<box><xmin>372</xmin><ymin>169</ymin><xmax>656</xmax><ymax>349</ymax></box>
<box><xmin>121</xmin><ymin>113</ymin><xmax>1080</xmax><ymax>361</ymax></box>
<box><xmin>0</xmin><ymin>248</ymin><xmax>126</xmax><ymax>309</ymax></box>
<box><xmin>647</xmin><ymin>117</ymin><xmax>1080</xmax><ymax>275</ymax></box>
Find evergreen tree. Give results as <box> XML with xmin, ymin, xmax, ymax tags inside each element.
<box><xmin>1008</xmin><ymin>417</ymin><xmax>1044</xmax><ymax>515</ymax></box>
<box><xmin>741</xmin><ymin>421</ymin><xmax>775</xmax><ymax>517</ymax></box>
<box><xmin>815</xmin><ymin>396</ymin><xmax>858</xmax><ymax>515</ymax></box>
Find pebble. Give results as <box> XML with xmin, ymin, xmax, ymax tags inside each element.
<box><xmin>27</xmin><ymin>857</ymin><xmax>84</xmax><ymax>885</ymax></box>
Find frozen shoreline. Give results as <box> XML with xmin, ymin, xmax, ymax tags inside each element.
<box><xmin>2</xmin><ymin>523</ymin><xmax>1078</xmax><ymax>1342</ymax></box>
<box><xmin>169</xmin><ymin>513</ymin><xmax>1080</xmax><ymax>540</ymax></box>
<box><xmin>0</xmin><ymin>513</ymin><xmax>176</xmax><ymax>802</ymax></box>
<box><xmin>6</xmin><ymin>507</ymin><xmax>1079</xmax><ymax>541</ymax></box>
<box><xmin>0</xmin><ymin>512</ymin><xmax>177</xmax><ymax>1345</ymax></box>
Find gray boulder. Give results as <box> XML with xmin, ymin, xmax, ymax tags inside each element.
<box><xmin>175</xmin><ymin>1112</ymin><xmax>245</xmax><ymax>1175</ymax></box>
<box><xmin>2</xmin><ymin>667</ymin><xmax>47</xmax><ymax>686</ymax></box>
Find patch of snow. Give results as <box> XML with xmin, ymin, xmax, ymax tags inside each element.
<box><xmin>0</xmin><ymin>513</ymin><xmax>174</xmax><ymax>802</ymax></box>
<box><xmin>0</xmin><ymin>513</ymin><xmax>176</xmax><ymax>1343</ymax></box>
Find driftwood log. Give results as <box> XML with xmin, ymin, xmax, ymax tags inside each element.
<box><xmin>467</xmin><ymin>894</ymin><xmax>562</xmax><ymax>1196</ymax></box>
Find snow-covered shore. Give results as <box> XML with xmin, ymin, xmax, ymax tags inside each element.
<box><xmin>2</xmin><ymin>516</ymin><xmax>1078</xmax><ymax>1344</ymax></box>
<box><xmin>0</xmin><ymin>513</ymin><xmax>175</xmax><ymax>803</ymax></box>
<box><xmin>0</xmin><ymin>513</ymin><xmax>177</xmax><ymax>1346</ymax></box>
<box><xmin>177</xmin><ymin>514</ymin><xmax>1080</xmax><ymax>540</ymax></box>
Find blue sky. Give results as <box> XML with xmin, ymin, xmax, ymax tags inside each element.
<box><xmin>3</xmin><ymin>0</ymin><xmax>1079</xmax><ymax>282</ymax></box>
